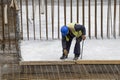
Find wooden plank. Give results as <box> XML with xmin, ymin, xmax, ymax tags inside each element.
<box><xmin>20</xmin><ymin>60</ymin><xmax>120</xmax><ymax>65</ymax></box>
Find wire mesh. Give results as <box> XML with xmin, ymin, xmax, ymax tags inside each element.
<box><xmin>3</xmin><ymin>62</ymin><xmax>117</xmax><ymax>80</ymax></box>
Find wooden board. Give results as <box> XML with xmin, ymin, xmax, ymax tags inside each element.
<box><xmin>20</xmin><ymin>60</ymin><xmax>120</xmax><ymax>65</ymax></box>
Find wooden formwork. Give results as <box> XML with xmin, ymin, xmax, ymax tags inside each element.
<box><xmin>2</xmin><ymin>60</ymin><xmax>120</xmax><ymax>80</ymax></box>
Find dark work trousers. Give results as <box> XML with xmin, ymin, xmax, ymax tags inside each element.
<box><xmin>66</xmin><ymin>37</ymin><xmax>82</xmax><ymax>57</ymax></box>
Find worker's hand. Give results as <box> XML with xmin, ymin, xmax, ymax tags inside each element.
<box><xmin>63</xmin><ymin>49</ymin><xmax>68</xmax><ymax>56</ymax></box>
<box><xmin>82</xmin><ymin>35</ymin><xmax>86</xmax><ymax>40</ymax></box>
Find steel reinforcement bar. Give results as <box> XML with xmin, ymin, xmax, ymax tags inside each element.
<box><xmin>19</xmin><ymin>0</ymin><xmax>120</xmax><ymax>40</ymax></box>
<box><xmin>3</xmin><ymin>60</ymin><xmax>120</xmax><ymax>80</ymax></box>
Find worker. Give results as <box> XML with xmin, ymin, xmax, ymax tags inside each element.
<box><xmin>60</xmin><ymin>23</ymin><xmax>86</xmax><ymax>60</ymax></box>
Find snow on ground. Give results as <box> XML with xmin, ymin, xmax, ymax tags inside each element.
<box><xmin>21</xmin><ymin>38</ymin><xmax>120</xmax><ymax>61</ymax></box>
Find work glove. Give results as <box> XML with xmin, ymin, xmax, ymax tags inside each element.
<box><xmin>82</xmin><ymin>35</ymin><xmax>86</xmax><ymax>40</ymax></box>
<box><xmin>63</xmin><ymin>49</ymin><xmax>68</xmax><ymax>56</ymax></box>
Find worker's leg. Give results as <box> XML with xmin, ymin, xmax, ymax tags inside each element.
<box><xmin>60</xmin><ymin>38</ymin><xmax>73</xmax><ymax>59</ymax></box>
<box><xmin>73</xmin><ymin>37</ymin><xmax>82</xmax><ymax>60</ymax></box>
<box><xmin>65</xmin><ymin>38</ymin><xmax>73</xmax><ymax>54</ymax></box>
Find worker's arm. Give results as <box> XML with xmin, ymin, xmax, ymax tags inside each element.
<box><xmin>75</xmin><ymin>24</ymin><xmax>86</xmax><ymax>35</ymax></box>
<box><xmin>81</xmin><ymin>25</ymin><xmax>86</xmax><ymax>40</ymax></box>
<box><xmin>75</xmin><ymin>24</ymin><xmax>86</xmax><ymax>40</ymax></box>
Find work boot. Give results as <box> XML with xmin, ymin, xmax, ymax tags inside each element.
<box><xmin>73</xmin><ymin>55</ymin><xmax>79</xmax><ymax>60</ymax></box>
<box><xmin>60</xmin><ymin>54</ymin><xmax>68</xmax><ymax>59</ymax></box>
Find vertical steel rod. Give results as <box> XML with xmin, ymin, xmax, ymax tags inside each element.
<box><xmin>51</xmin><ymin>0</ymin><xmax>54</xmax><ymax>39</ymax></box>
<box><xmin>113</xmin><ymin>0</ymin><xmax>116</xmax><ymax>38</ymax></box>
<box><xmin>76</xmin><ymin>0</ymin><xmax>79</xmax><ymax>23</ymax></box>
<box><xmin>82</xmin><ymin>0</ymin><xmax>84</xmax><ymax>25</ymax></box>
<box><xmin>20</xmin><ymin>0</ymin><xmax>23</xmax><ymax>40</ymax></box>
<box><xmin>101</xmin><ymin>0</ymin><xmax>103</xmax><ymax>39</ymax></box>
<box><xmin>88</xmin><ymin>0</ymin><xmax>91</xmax><ymax>39</ymax></box>
<box><xmin>58</xmin><ymin>0</ymin><xmax>60</xmax><ymax>39</ymax></box>
<box><xmin>45</xmin><ymin>0</ymin><xmax>48</xmax><ymax>40</ymax></box>
<box><xmin>95</xmin><ymin>0</ymin><xmax>97</xmax><ymax>39</ymax></box>
<box><xmin>119</xmin><ymin>0</ymin><xmax>120</xmax><ymax>36</ymax></box>
<box><xmin>70</xmin><ymin>0</ymin><xmax>72</xmax><ymax>23</ymax></box>
<box><xmin>32</xmin><ymin>0</ymin><xmax>36</xmax><ymax>40</ymax></box>
<box><xmin>64</xmin><ymin>0</ymin><xmax>66</xmax><ymax>25</ymax></box>
<box><xmin>107</xmin><ymin>0</ymin><xmax>111</xmax><ymax>39</ymax></box>
<box><xmin>26</xmin><ymin>0</ymin><xmax>29</xmax><ymax>40</ymax></box>
<box><xmin>39</xmin><ymin>0</ymin><xmax>42</xmax><ymax>39</ymax></box>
